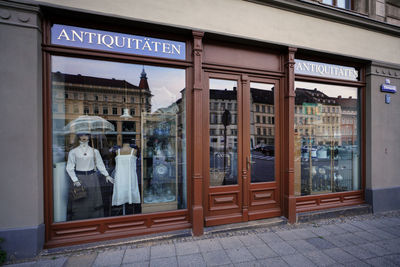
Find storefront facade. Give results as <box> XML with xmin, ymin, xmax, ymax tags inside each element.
<box><xmin>0</xmin><ymin>0</ymin><xmax>399</xmax><ymax>259</ymax></box>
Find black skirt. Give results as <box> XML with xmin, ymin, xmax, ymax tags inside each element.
<box><xmin>69</xmin><ymin>172</ymin><xmax>104</xmax><ymax>220</ymax></box>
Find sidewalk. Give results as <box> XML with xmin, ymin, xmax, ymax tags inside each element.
<box><xmin>5</xmin><ymin>210</ymin><xmax>400</xmax><ymax>267</ymax></box>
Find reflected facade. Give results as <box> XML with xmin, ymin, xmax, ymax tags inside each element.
<box><xmin>52</xmin><ymin>56</ymin><xmax>186</xmax><ymax>222</ymax></box>
<box><xmin>294</xmin><ymin>82</ymin><xmax>360</xmax><ymax>196</ymax></box>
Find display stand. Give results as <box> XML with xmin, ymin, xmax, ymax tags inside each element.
<box><xmin>141</xmin><ymin>112</ymin><xmax>178</xmax><ymax>213</ymax></box>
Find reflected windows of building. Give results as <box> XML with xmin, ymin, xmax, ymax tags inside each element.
<box><xmin>294</xmin><ymin>81</ymin><xmax>360</xmax><ymax>197</ymax></box>
<box><xmin>130</xmin><ymin>108</ymin><xmax>135</xmax><ymax>116</ymax></box>
<box><xmin>84</xmin><ymin>106</ymin><xmax>89</xmax><ymax>114</ymax></box>
<box><xmin>112</xmin><ymin>107</ymin><xmax>118</xmax><ymax>115</ymax></box>
<box><xmin>103</xmin><ymin>107</ymin><xmax>108</xmax><ymax>115</ymax></box>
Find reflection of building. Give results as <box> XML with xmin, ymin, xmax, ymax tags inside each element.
<box><xmin>295</xmin><ymin>88</ymin><xmax>342</xmax><ymax>146</ymax></box>
<box><xmin>209</xmin><ymin>89</ymin><xmax>238</xmax><ymax>151</ymax></box>
<box><xmin>336</xmin><ymin>96</ymin><xmax>358</xmax><ymax>145</ymax></box>
<box><xmin>251</xmin><ymin>88</ymin><xmax>275</xmax><ymax>146</ymax></box>
<box><xmin>52</xmin><ymin>69</ymin><xmax>152</xmax><ymax>146</ymax></box>
<box><xmin>209</xmin><ymin>87</ymin><xmax>275</xmax><ymax>150</ymax></box>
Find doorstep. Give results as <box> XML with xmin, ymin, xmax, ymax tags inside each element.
<box><xmin>296</xmin><ymin>204</ymin><xmax>372</xmax><ymax>223</ymax></box>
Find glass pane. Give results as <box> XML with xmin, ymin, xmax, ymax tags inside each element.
<box><xmin>322</xmin><ymin>0</ymin><xmax>334</xmax><ymax>4</ymax></box>
<box><xmin>250</xmin><ymin>82</ymin><xmax>275</xmax><ymax>183</ymax></box>
<box><xmin>52</xmin><ymin>56</ymin><xmax>186</xmax><ymax>222</ymax></box>
<box><xmin>209</xmin><ymin>79</ymin><xmax>238</xmax><ymax>186</ymax></box>
<box><xmin>294</xmin><ymin>81</ymin><xmax>360</xmax><ymax>196</ymax></box>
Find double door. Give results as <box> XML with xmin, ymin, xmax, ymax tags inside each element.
<box><xmin>204</xmin><ymin>72</ymin><xmax>281</xmax><ymax>226</ymax></box>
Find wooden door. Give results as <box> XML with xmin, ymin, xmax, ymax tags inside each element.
<box><xmin>204</xmin><ymin>72</ymin><xmax>281</xmax><ymax>226</ymax></box>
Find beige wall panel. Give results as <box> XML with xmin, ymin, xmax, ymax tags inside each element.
<box><xmin>38</xmin><ymin>0</ymin><xmax>400</xmax><ymax>64</ymax></box>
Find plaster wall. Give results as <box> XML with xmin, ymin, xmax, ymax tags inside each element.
<box><xmin>366</xmin><ymin>64</ymin><xmax>400</xmax><ymax>190</ymax></box>
<box><xmin>0</xmin><ymin>3</ymin><xmax>43</xmax><ymax>229</ymax></box>
<box><xmin>36</xmin><ymin>0</ymin><xmax>400</xmax><ymax>65</ymax></box>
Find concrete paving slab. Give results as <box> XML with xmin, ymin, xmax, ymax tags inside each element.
<box><xmin>177</xmin><ymin>253</ymin><xmax>205</xmax><ymax>267</ymax></box>
<box><xmin>121</xmin><ymin>261</ymin><xmax>149</xmax><ymax>267</ymax></box>
<box><xmin>225</xmin><ymin>247</ymin><xmax>255</xmax><ymax>263</ymax></box>
<box><xmin>93</xmin><ymin>250</ymin><xmax>124</xmax><ymax>267</ymax></box>
<box><xmin>305</xmin><ymin>237</ymin><xmax>336</xmax><ymax>250</ymax></box>
<box><xmin>65</xmin><ymin>253</ymin><xmax>96</xmax><ymax>267</ymax></box>
<box><xmin>248</xmin><ymin>244</ymin><xmax>278</xmax><ymax>260</ymax></box>
<box><xmin>292</xmin><ymin>229</ymin><xmax>318</xmax><ymax>239</ymax></box>
<box><xmin>343</xmin><ymin>245</ymin><xmax>378</xmax><ymax>260</ymax></box>
<box><xmin>175</xmin><ymin>241</ymin><xmax>199</xmax><ymax>256</ymax></box>
<box><xmin>323</xmin><ymin>248</ymin><xmax>359</xmax><ymax>264</ymax></box>
<box><xmin>202</xmin><ymin>250</ymin><xmax>231</xmax><ymax>266</ymax></box>
<box><xmin>258</xmin><ymin>232</ymin><xmax>284</xmax><ymax>244</ymax></box>
<box><xmin>123</xmin><ymin>247</ymin><xmax>150</xmax><ymax>263</ymax></box>
<box><xmin>302</xmin><ymin>250</ymin><xmax>337</xmax><ymax>266</ymax></box>
<box><xmin>149</xmin><ymin>256</ymin><xmax>178</xmax><ymax>267</ymax></box>
<box><xmin>365</xmin><ymin>256</ymin><xmax>398</xmax><ymax>267</ymax></box>
<box><xmin>337</xmin><ymin>223</ymin><xmax>363</xmax><ymax>233</ymax></box>
<box><xmin>257</xmin><ymin>257</ymin><xmax>289</xmax><ymax>267</ymax></box>
<box><xmin>196</xmin><ymin>239</ymin><xmax>223</xmax><ymax>253</ymax></box>
<box><xmin>276</xmin><ymin>230</ymin><xmax>299</xmax><ymax>241</ymax></box>
<box><xmin>281</xmin><ymin>253</ymin><xmax>316</xmax><ymax>267</ymax></box>
<box><xmin>268</xmin><ymin>241</ymin><xmax>297</xmax><ymax>256</ymax></box>
<box><xmin>219</xmin><ymin>236</ymin><xmax>244</xmax><ymax>249</ymax></box>
<box><xmin>287</xmin><ymin>240</ymin><xmax>318</xmax><ymax>253</ymax></box>
<box><xmin>150</xmin><ymin>244</ymin><xmax>176</xmax><ymax>259</ymax></box>
<box><xmin>367</xmin><ymin>229</ymin><xmax>397</xmax><ymax>240</ymax></box>
<box><xmin>238</xmin><ymin>234</ymin><xmax>265</xmax><ymax>247</ymax></box>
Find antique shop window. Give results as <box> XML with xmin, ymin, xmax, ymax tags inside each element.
<box><xmin>51</xmin><ymin>56</ymin><xmax>186</xmax><ymax>222</ymax></box>
<box><xmin>294</xmin><ymin>81</ymin><xmax>360</xmax><ymax>196</ymax></box>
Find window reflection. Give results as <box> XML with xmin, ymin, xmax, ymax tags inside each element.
<box><xmin>250</xmin><ymin>82</ymin><xmax>275</xmax><ymax>183</ymax></box>
<box><xmin>209</xmin><ymin>79</ymin><xmax>238</xmax><ymax>186</ymax></box>
<box><xmin>52</xmin><ymin>56</ymin><xmax>186</xmax><ymax>222</ymax></box>
<box><xmin>294</xmin><ymin>82</ymin><xmax>360</xmax><ymax>196</ymax></box>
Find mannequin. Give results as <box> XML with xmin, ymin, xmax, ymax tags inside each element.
<box><xmin>112</xmin><ymin>142</ymin><xmax>141</xmax><ymax>214</ymax></box>
<box><xmin>66</xmin><ymin>133</ymin><xmax>114</xmax><ymax>220</ymax></box>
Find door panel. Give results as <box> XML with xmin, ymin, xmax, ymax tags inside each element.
<box><xmin>204</xmin><ymin>72</ymin><xmax>280</xmax><ymax>226</ymax></box>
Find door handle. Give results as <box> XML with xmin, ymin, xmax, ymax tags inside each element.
<box><xmin>246</xmin><ymin>156</ymin><xmax>256</xmax><ymax>170</ymax></box>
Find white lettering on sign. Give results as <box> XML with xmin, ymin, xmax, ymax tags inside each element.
<box><xmin>295</xmin><ymin>59</ymin><xmax>358</xmax><ymax>81</ymax></box>
<box><xmin>52</xmin><ymin>24</ymin><xmax>185</xmax><ymax>60</ymax></box>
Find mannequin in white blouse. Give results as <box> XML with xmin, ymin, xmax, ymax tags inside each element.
<box><xmin>66</xmin><ymin>134</ymin><xmax>114</xmax><ymax>186</ymax></box>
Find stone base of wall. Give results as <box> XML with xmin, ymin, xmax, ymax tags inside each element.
<box><xmin>366</xmin><ymin>186</ymin><xmax>400</xmax><ymax>213</ymax></box>
<box><xmin>0</xmin><ymin>224</ymin><xmax>44</xmax><ymax>261</ymax></box>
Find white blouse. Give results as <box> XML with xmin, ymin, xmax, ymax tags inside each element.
<box><xmin>66</xmin><ymin>144</ymin><xmax>110</xmax><ymax>182</ymax></box>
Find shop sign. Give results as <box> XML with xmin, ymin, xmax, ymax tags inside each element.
<box><xmin>381</xmin><ymin>79</ymin><xmax>397</xmax><ymax>93</ymax></box>
<box><xmin>51</xmin><ymin>24</ymin><xmax>186</xmax><ymax>60</ymax></box>
<box><xmin>295</xmin><ymin>59</ymin><xmax>358</xmax><ymax>81</ymax></box>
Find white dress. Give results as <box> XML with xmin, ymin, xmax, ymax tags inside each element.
<box><xmin>112</xmin><ymin>149</ymin><xmax>141</xmax><ymax>206</ymax></box>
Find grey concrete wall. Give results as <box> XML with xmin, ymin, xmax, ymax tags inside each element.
<box><xmin>0</xmin><ymin>0</ymin><xmax>43</xmax><ymax>259</ymax></box>
<box><xmin>366</xmin><ymin>62</ymin><xmax>400</xmax><ymax>212</ymax></box>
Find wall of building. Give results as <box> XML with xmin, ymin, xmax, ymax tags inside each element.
<box><xmin>0</xmin><ymin>1</ymin><xmax>44</xmax><ymax>259</ymax></box>
<box><xmin>36</xmin><ymin>0</ymin><xmax>400</xmax><ymax>65</ymax></box>
<box><xmin>366</xmin><ymin>62</ymin><xmax>400</xmax><ymax>212</ymax></box>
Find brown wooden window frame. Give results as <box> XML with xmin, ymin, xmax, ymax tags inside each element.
<box><xmin>42</xmin><ymin>14</ymin><xmax>193</xmax><ymax>248</ymax></box>
<box><xmin>294</xmin><ymin>56</ymin><xmax>366</xmax><ymax>214</ymax></box>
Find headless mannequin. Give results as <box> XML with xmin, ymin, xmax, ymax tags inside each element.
<box><xmin>120</xmin><ymin>143</ymin><xmax>137</xmax><ymax>156</ymax></box>
<box><xmin>118</xmin><ymin>143</ymin><xmax>137</xmax><ymax>215</ymax></box>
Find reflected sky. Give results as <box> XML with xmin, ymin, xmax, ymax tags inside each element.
<box><xmin>52</xmin><ymin>56</ymin><xmax>185</xmax><ymax>112</ymax></box>
<box><xmin>295</xmin><ymin>81</ymin><xmax>357</xmax><ymax>99</ymax></box>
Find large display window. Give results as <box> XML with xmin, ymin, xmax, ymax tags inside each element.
<box><xmin>51</xmin><ymin>56</ymin><xmax>187</xmax><ymax>222</ymax></box>
<box><xmin>294</xmin><ymin>81</ymin><xmax>361</xmax><ymax>196</ymax></box>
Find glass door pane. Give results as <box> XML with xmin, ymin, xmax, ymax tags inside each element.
<box><xmin>209</xmin><ymin>79</ymin><xmax>238</xmax><ymax>186</ymax></box>
<box><xmin>250</xmin><ymin>82</ymin><xmax>275</xmax><ymax>183</ymax></box>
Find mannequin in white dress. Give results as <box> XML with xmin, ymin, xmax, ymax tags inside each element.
<box><xmin>112</xmin><ymin>143</ymin><xmax>141</xmax><ymax>214</ymax></box>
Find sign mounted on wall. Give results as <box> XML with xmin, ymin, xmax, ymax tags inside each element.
<box><xmin>294</xmin><ymin>59</ymin><xmax>358</xmax><ymax>81</ymax></box>
<box><xmin>51</xmin><ymin>24</ymin><xmax>186</xmax><ymax>60</ymax></box>
<box><xmin>381</xmin><ymin>79</ymin><xmax>397</xmax><ymax>93</ymax></box>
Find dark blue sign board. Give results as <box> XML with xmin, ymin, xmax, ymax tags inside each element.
<box><xmin>381</xmin><ymin>84</ymin><xmax>397</xmax><ymax>93</ymax></box>
<box><xmin>51</xmin><ymin>24</ymin><xmax>186</xmax><ymax>60</ymax></box>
